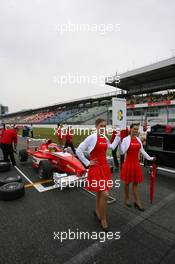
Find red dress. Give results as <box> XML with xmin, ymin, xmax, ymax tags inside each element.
<box><xmin>120</xmin><ymin>137</ymin><xmax>143</xmax><ymax>184</ymax></box>
<box><xmin>86</xmin><ymin>135</ymin><xmax>112</xmax><ymax>192</ymax></box>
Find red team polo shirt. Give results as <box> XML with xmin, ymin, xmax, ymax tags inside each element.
<box><xmin>65</xmin><ymin>129</ymin><xmax>73</xmax><ymax>143</ymax></box>
<box><xmin>1</xmin><ymin>129</ymin><xmax>18</xmax><ymax>145</ymax></box>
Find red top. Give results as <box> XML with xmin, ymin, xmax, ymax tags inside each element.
<box><xmin>1</xmin><ymin>129</ymin><xmax>18</xmax><ymax>144</ymax></box>
<box><xmin>87</xmin><ymin>135</ymin><xmax>112</xmax><ymax>192</ymax></box>
<box><xmin>110</xmin><ymin>130</ymin><xmax>117</xmax><ymax>143</ymax></box>
<box><xmin>120</xmin><ymin>136</ymin><xmax>143</xmax><ymax>183</ymax></box>
<box><xmin>120</xmin><ymin>128</ymin><xmax>129</xmax><ymax>141</ymax></box>
<box><xmin>57</xmin><ymin>128</ymin><xmax>63</xmax><ymax>140</ymax></box>
<box><xmin>65</xmin><ymin>129</ymin><xmax>73</xmax><ymax>143</ymax></box>
<box><xmin>125</xmin><ymin>136</ymin><xmax>141</xmax><ymax>163</ymax></box>
<box><xmin>90</xmin><ymin>135</ymin><xmax>108</xmax><ymax>164</ymax></box>
<box><xmin>165</xmin><ymin>125</ymin><xmax>172</xmax><ymax>133</ymax></box>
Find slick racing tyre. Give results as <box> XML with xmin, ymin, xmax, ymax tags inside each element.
<box><xmin>0</xmin><ymin>160</ymin><xmax>11</xmax><ymax>172</ymax></box>
<box><xmin>19</xmin><ymin>149</ymin><xmax>28</xmax><ymax>162</ymax></box>
<box><xmin>0</xmin><ymin>175</ymin><xmax>22</xmax><ymax>187</ymax></box>
<box><xmin>0</xmin><ymin>182</ymin><xmax>25</xmax><ymax>201</ymax></box>
<box><xmin>38</xmin><ymin>160</ymin><xmax>53</xmax><ymax>179</ymax></box>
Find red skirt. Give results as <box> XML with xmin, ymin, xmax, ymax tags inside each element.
<box><xmin>86</xmin><ymin>164</ymin><xmax>112</xmax><ymax>192</ymax></box>
<box><xmin>120</xmin><ymin>160</ymin><xmax>143</xmax><ymax>184</ymax></box>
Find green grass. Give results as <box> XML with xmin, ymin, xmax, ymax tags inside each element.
<box><xmin>18</xmin><ymin>127</ymin><xmax>112</xmax><ymax>156</ymax></box>
<box><xmin>19</xmin><ymin>127</ymin><xmax>90</xmax><ymax>147</ymax></box>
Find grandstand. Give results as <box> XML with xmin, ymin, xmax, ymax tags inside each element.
<box><xmin>106</xmin><ymin>57</ymin><xmax>175</xmax><ymax>126</ymax></box>
<box><xmin>1</xmin><ymin>57</ymin><xmax>175</xmax><ymax>126</ymax></box>
<box><xmin>0</xmin><ymin>104</ymin><xmax>8</xmax><ymax>115</ymax></box>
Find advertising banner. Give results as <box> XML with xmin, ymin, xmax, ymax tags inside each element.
<box><xmin>112</xmin><ymin>98</ymin><xmax>126</xmax><ymax>129</ymax></box>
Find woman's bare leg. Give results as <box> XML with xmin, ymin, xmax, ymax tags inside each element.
<box><xmin>99</xmin><ymin>191</ymin><xmax>109</xmax><ymax>228</ymax></box>
<box><xmin>125</xmin><ymin>183</ymin><xmax>130</xmax><ymax>204</ymax></box>
<box><xmin>96</xmin><ymin>192</ymin><xmax>101</xmax><ymax>219</ymax></box>
<box><xmin>132</xmin><ymin>183</ymin><xmax>142</xmax><ymax>207</ymax></box>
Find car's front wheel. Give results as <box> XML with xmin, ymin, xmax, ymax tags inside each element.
<box><xmin>38</xmin><ymin>160</ymin><xmax>53</xmax><ymax>179</ymax></box>
<box><xmin>19</xmin><ymin>149</ymin><xmax>28</xmax><ymax>162</ymax></box>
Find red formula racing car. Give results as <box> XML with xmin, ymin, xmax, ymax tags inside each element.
<box><xmin>19</xmin><ymin>139</ymin><xmax>86</xmax><ymax>179</ymax></box>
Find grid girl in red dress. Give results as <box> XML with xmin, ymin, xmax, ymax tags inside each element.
<box><xmin>120</xmin><ymin>124</ymin><xmax>155</xmax><ymax>211</ymax></box>
<box><xmin>76</xmin><ymin>118</ymin><xmax>120</xmax><ymax>231</ymax></box>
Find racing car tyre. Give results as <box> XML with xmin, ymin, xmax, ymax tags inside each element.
<box><xmin>19</xmin><ymin>149</ymin><xmax>28</xmax><ymax>162</ymax></box>
<box><xmin>0</xmin><ymin>160</ymin><xmax>11</xmax><ymax>172</ymax></box>
<box><xmin>0</xmin><ymin>175</ymin><xmax>22</xmax><ymax>187</ymax></box>
<box><xmin>38</xmin><ymin>160</ymin><xmax>53</xmax><ymax>179</ymax></box>
<box><xmin>0</xmin><ymin>182</ymin><xmax>25</xmax><ymax>201</ymax></box>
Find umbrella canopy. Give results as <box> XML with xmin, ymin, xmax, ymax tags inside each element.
<box><xmin>150</xmin><ymin>162</ymin><xmax>157</xmax><ymax>204</ymax></box>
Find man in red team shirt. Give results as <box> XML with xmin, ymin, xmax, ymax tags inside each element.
<box><xmin>57</xmin><ymin>123</ymin><xmax>64</xmax><ymax>146</ymax></box>
<box><xmin>0</xmin><ymin>125</ymin><xmax>18</xmax><ymax>166</ymax></box>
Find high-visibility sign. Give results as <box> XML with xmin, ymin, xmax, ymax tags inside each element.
<box><xmin>112</xmin><ymin>98</ymin><xmax>126</xmax><ymax>129</ymax></box>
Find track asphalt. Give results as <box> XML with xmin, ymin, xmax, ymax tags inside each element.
<box><xmin>0</xmin><ymin>137</ymin><xmax>175</xmax><ymax>264</ymax></box>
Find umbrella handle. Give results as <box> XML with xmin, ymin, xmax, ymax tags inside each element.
<box><xmin>152</xmin><ymin>156</ymin><xmax>157</xmax><ymax>163</ymax></box>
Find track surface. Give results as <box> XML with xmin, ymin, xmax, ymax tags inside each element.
<box><xmin>0</xmin><ymin>137</ymin><xmax>175</xmax><ymax>264</ymax></box>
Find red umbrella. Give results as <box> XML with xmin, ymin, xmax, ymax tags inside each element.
<box><xmin>150</xmin><ymin>162</ymin><xmax>157</xmax><ymax>204</ymax></box>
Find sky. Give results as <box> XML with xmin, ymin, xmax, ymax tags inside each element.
<box><xmin>0</xmin><ymin>0</ymin><xmax>175</xmax><ymax>113</ymax></box>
